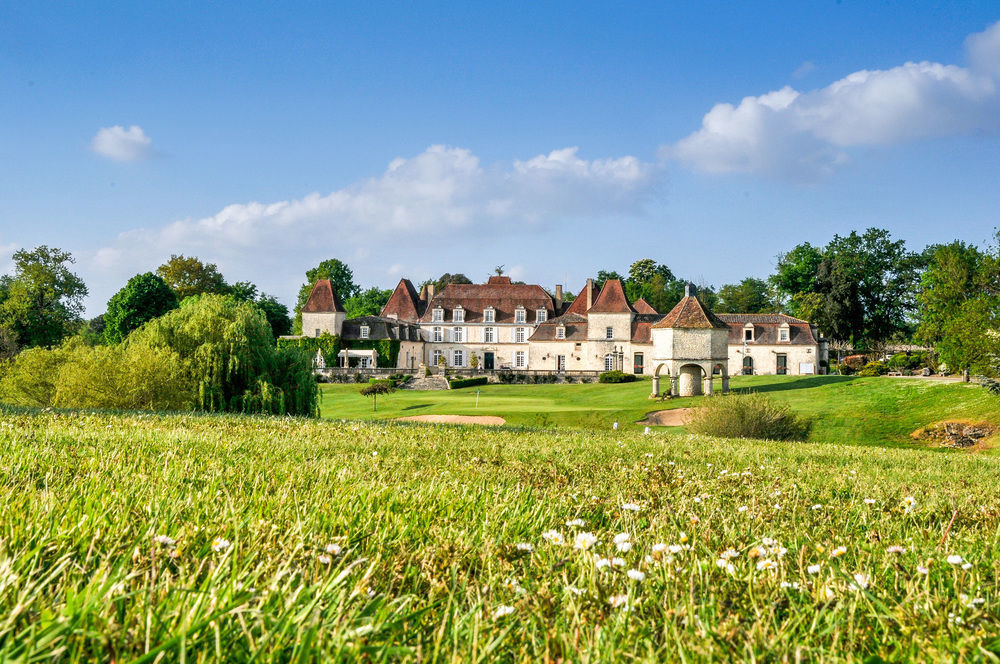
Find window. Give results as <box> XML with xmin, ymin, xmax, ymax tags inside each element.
<box><xmin>515</xmin><ymin>307</ymin><xmax>526</xmax><ymax>324</ymax></box>
<box><xmin>536</xmin><ymin>309</ymin><xmax>547</xmax><ymax>323</ymax></box>
<box><xmin>432</xmin><ymin>349</ymin><xmax>443</xmax><ymax>366</ymax></box>
<box><xmin>779</xmin><ymin>327</ymin><xmax>789</xmax><ymax>342</ymax></box>
<box><xmin>360</xmin><ymin>325</ymin><xmax>370</xmax><ymax>339</ymax></box>
<box><xmin>483</xmin><ymin>327</ymin><xmax>495</xmax><ymax>343</ymax></box>
<box><xmin>606</xmin><ymin>326</ymin><xmax>614</xmax><ymax>340</ymax></box>
<box><xmin>314</xmin><ymin>329</ymin><xmax>321</xmax><ymax>338</ymax></box>
<box><xmin>358</xmin><ymin>356</ymin><xmax>371</xmax><ymax>368</ymax></box>
<box><xmin>432</xmin><ymin>308</ymin><xmax>443</xmax><ymax>322</ymax></box>
<box><xmin>453</xmin><ymin>308</ymin><xmax>464</xmax><ymax>323</ymax></box>
<box><xmin>433</xmin><ymin>326</ymin><xmax>443</xmax><ymax>342</ymax></box>
<box><xmin>453</xmin><ymin>350</ymin><xmax>465</xmax><ymax>367</ymax></box>
<box><xmin>556</xmin><ymin>326</ymin><xmax>566</xmax><ymax>339</ymax></box>
<box><xmin>604</xmin><ymin>354</ymin><xmax>615</xmax><ymax>371</ymax></box>
<box><xmin>515</xmin><ymin>327</ymin><xmax>526</xmax><ymax>343</ymax></box>
<box><xmin>453</xmin><ymin>327</ymin><xmax>464</xmax><ymax>343</ymax></box>
<box><xmin>514</xmin><ymin>351</ymin><xmax>526</xmax><ymax>368</ymax></box>
<box><xmin>633</xmin><ymin>353</ymin><xmax>644</xmax><ymax>375</ymax></box>
<box><xmin>484</xmin><ymin>308</ymin><xmax>495</xmax><ymax>323</ymax></box>
<box><xmin>743</xmin><ymin>327</ymin><xmax>754</xmax><ymax>342</ymax></box>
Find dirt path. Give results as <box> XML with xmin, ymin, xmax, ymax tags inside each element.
<box><xmin>638</xmin><ymin>408</ymin><xmax>692</xmax><ymax>426</ymax></box>
<box><xmin>397</xmin><ymin>414</ymin><xmax>506</xmax><ymax>426</ymax></box>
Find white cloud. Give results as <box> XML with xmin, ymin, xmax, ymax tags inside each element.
<box><xmin>91</xmin><ymin>125</ymin><xmax>154</xmax><ymax>162</ymax></box>
<box><xmin>667</xmin><ymin>20</ymin><xmax>1000</xmax><ymax>179</ymax></box>
<box><xmin>792</xmin><ymin>60</ymin><xmax>815</xmax><ymax>79</ymax></box>
<box><xmin>0</xmin><ymin>238</ymin><xmax>16</xmax><ymax>275</ymax></box>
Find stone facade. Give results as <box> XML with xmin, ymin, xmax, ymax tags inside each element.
<box><xmin>717</xmin><ymin>314</ymin><xmax>828</xmax><ymax>376</ymax></box>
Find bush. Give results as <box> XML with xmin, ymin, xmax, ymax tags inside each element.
<box><xmin>424</xmin><ymin>367</ymin><xmax>432</xmax><ymax>377</ymax></box>
<box><xmin>687</xmin><ymin>392</ymin><xmax>812</xmax><ymax>441</ymax></box>
<box><xmin>842</xmin><ymin>355</ymin><xmax>866</xmax><ymax>372</ymax></box>
<box><xmin>599</xmin><ymin>370</ymin><xmax>637</xmax><ymax>384</ymax></box>
<box><xmin>858</xmin><ymin>361</ymin><xmax>888</xmax><ymax>377</ymax></box>
<box><xmin>449</xmin><ymin>376</ymin><xmax>488</xmax><ymax>389</ymax></box>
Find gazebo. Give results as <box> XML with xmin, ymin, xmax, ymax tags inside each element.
<box><xmin>337</xmin><ymin>348</ymin><xmax>378</xmax><ymax>368</ymax></box>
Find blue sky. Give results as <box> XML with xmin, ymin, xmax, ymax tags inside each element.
<box><xmin>1</xmin><ymin>2</ymin><xmax>999</xmax><ymax>315</ymax></box>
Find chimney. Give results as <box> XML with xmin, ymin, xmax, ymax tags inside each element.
<box><xmin>427</xmin><ymin>283</ymin><xmax>435</xmax><ymax>301</ymax></box>
<box><xmin>586</xmin><ymin>278</ymin><xmax>594</xmax><ymax>310</ymax></box>
<box><xmin>555</xmin><ymin>284</ymin><xmax>563</xmax><ymax>312</ymax></box>
<box><xmin>685</xmin><ymin>282</ymin><xmax>696</xmax><ymax>297</ymax></box>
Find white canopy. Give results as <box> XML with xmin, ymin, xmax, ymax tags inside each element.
<box><xmin>337</xmin><ymin>349</ymin><xmax>378</xmax><ymax>367</ymax></box>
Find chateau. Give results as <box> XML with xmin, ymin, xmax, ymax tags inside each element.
<box><xmin>294</xmin><ymin>275</ymin><xmax>828</xmax><ymax>396</ymax></box>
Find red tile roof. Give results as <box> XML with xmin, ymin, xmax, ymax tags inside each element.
<box><xmin>632</xmin><ymin>298</ymin><xmax>657</xmax><ymax>314</ymax></box>
<box><xmin>653</xmin><ymin>295</ymin><xmax>728</xmax><ymax>329</ymax></box>
<box><xmin>418</xmin><ymin>281</ymin><xmax>555</xmax><ymax>324</ymax></box>
<box><xmin>301</xmin><ymin>279</ymin><xmax>345</xmax><ymax>313</ymax></box>
<box><xmin>588</xmin><ymin>279</ymin><xmax>634</xmax><ymax>313</ymax></box>
<box><xmin>380</xmin><ymin>278</ymin><xmax>423</xmax><ymax>321</ymax></box>
<box><xmin>564</xmin><ymin>281</ymin><xmax>600</xmax><ymax>315</ymax></box>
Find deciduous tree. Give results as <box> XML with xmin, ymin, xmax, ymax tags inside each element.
<box><xmin>0</xmin><ymin>246</ymin><xmax>87</xmax><ymax>348</ymax></box>
<box><xmin>104</xmin><ymin>272</ymin><xmax>179</xmax><ymax>345</ymax></box>
<box><xmin>156</xmin><ymin>255</ymin><xmax>229</xmax><ymax>300</ymax></box>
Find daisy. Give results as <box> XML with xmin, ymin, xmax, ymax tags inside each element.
<box><xmin>916</xmin><ymin>565</ymin><xmax>929</xmax><ymax>575</ymax></box>
<box><xmin>516</xmin><ymin>542</ymin><xmax>534</xmax><ymax>553</ymax></box>
<box><xmin>901</xmin><ymin>496</ymin><xmax>917</xmax><ymax>514</ymax></box>
<box><xmin>325</xmin><ymin>543</ymin><xmax>343</xmax><ymax>556</ymax></box>
<box><xmin>611</xmin><ymin>557</ymin><xmax>626</xmax><ymax>567</ymax></box>
<box><xmin>622</xmin><ymin>502</ymin><xmax>641</xmax><ymax>512</ymax></box>
<box><xmin>154</xmin><ymin>535</ymin><xmax>176</xmax><ymax>547</ymax></box>
<box><xmin>719</xmin><ymin>548</ymin><xmax>739</xmax><ymax>560</ymax></box>
<box><xmin>667</xmin><ymin>544</ymin><xmax>684</xmax><ymax>555</ymax></box>
<box><xmin>542</xmin><ymin>530</ymin><xmax>565</xmax><ymax>546</ymax></box>
<box><xmin>594</xmin><ymin>557</ymin><xmax>612</xmax><ymax>570</ymax></box>
<box><xmin>830</xmin><ymin>546</ymin><xmax>847</xmax><ymax>558</ymax></box>
<box><xmin>849</xmin><ymin>573</ymin><xmax>870</xmax><ymax>590</ymax></box>
<box><xmin>807</xmin><ymin>564</ymin><xmax>821</xmax><ymax>575</ymax></box>
<box><xmin>960</xmin><ymin>594</ymin><xmax>986</xmax><ymax>608</ymax></box>
<box><xmin>811</xmin><ymin>504</ymin><xmax>822</xmax><ymax>511</ymax></box>
<box><xmin>318</xmin><ymin>554</ymin><xmax>332</xmax><ymax>565</ymax></box>
<box><xmin>885</xmin><ymin>545</ymin><xmax>906</xmax><ymax>554</ymax></box>
<box><xmin>651</xmin><ymin>543</ymin><xmax>668</xmax><ymax>554</ymax></box>
<box><xmin>211</xmin><ymin>537</ymin><xmax>231</xmax><ymax>553</ymax></box>
<box><xmin>756</xmin><ymin>559</ymin><xmax>778</xmax><ymax>571</ymax></box>
<box><xmin>864</xmin><ymin>498</ymin><xmax>877</xmax><ymax>504</ymax></box>
<box><xmin>780</xmin><ymin>581</ymin><xmax>800</xmax><ymax>589</ymax></box>
<box><xmin>946</xmin><ymin>554</ymin><xmax>964</xmax><ymax>566</ymax></box>
<box><xmin>613</xmin><ymin>532</ymin><xmax>632</xmax><ymax>552</ymax></box>
<box><xmin>503</xmin><ymin>578</ymin><xmax>526</xmax><ymax>594</ymax></box>
<box><xmin>565</xmin><ymin>518</ymin><xmax>585</xmax><ymax>528</ymax></box>
<box><xmin>573</xmin><ymin>532</ymin><xmax>598</xmax><ymax>551</ymax></box>
<box><xmin>626</xmin><ymin>569</ymin><xmax>646</xmax><ymax>581</ymax></box>
<box><xmin>737</xmin><ymin>506</ymin><xmax>749</xmax><ymax>513</ymax></box>
<box><xmin>565</xmin><ymin>585</ymin><xmax>584</xmax><ymax>596</ymax></box>
<box><xmin>608</xmin><ymin>594</ymin><xmax>628</xmax><ymax>608</ymax></box>
<box><xmin>493</xmin><ymin>605</ymin><xmax>515</xmax><ymax>619</ymax></box>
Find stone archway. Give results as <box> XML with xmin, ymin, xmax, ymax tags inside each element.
<box><xmin>651</xmin><ymin>363</ymin><xmax>666</xmax><ymax>398</ymax></box>
<box><xmin>677</xmin><ymin>364</ymin><xmax>704</xmax><ymax>397</ymax></box>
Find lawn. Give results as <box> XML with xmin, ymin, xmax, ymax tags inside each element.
<box><xmin>1</xmin><ymin>408</ymin><xmax>999</xmax><ymax>661</ymax></box>
<box><xmin>321</xmin><ymin>375</ymin><xmax>1000</xmax><ymax>449</ymax></box>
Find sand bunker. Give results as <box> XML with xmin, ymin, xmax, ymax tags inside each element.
<box><xmin>397</xmin><ymin>415</ymin><xmax>506</xmax><ymax>426</ymax></box>
<box><xmin>638</xmin><ymin>408</ymin><xmax>692</xmax><ymax>427</ymax></box>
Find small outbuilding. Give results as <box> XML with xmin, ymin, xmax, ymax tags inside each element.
<box><xmin>649</xmin><ymin>285</ymin><xmax>730</xmax><ymax>397</ymax></box>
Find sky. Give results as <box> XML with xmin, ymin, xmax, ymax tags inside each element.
<box><xmin>1</xmin><ymin>2</ymin><xmax>999</xmax><ymax>316</ymax></box>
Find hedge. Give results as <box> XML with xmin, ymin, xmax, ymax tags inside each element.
<box><xmin>276</xmin><ymin>334</ymin><xmax>400</xmax><ymax>368</ymax></box>
<box><xmin>598</xmin><ymin>370</ymin><xmax>637</xmax><ymax>384</ymax></box>
<box><xmin>449</xmin><ymin>376</ymin><xmax>489</xmax><ymax>390</ymax></box>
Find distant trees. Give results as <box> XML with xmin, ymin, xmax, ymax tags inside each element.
<box><xmin>715</xmin><ymin>278</ymin><xmax>776</xmax><ymax>314</ymax></box>
<box><xmin>294</xmin><ymin>258</ymin><xmax>359</xmax><ymax>333</ymax></box>
<box><xmin>103</xmin><ymin>272</ymin><xmax>179</xmax><ymax>345</ymax></box>
<box><xmin>0</xmin><ymin>246</ymin><xmax>87</xmax><ymax>349</ymax></box>
<box><xmin>345</xmin><ymin>287</ymin><xmax>392</xmax><ymax>318</ymax></box>
<box><xmin>156</xmin><ymin>254</ymin><xmax>229</xmax><ymax>300</ymax></box>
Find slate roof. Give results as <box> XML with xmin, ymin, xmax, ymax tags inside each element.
<box><xmin>340</xmin><ymin>315</ymin><xmax>423</xmax><ymax>341</ymax></box>
<box><xmin>588</xmin><ymin>279</ymin><xmax>635</xmax><ymax>314</ymax></box>
<box><xmin>632</xmin><ymin>298</ymin><xmax>657</xmax><ymax>314</ymax></box>
<box><xmin>380</xmin><ymin>278</ymin><xmax>424</xmax><ymax>321</ymax></box>
<box><xmin>716</xmin><ymin>313</ymin><xmax>820</xmax><ymax>345</ymax></box>
<box><xmin>418</xmin><ymin>280</ymin><xmax>555</xmax><ymax>324</ymax></box>
<box><xmin>302</xmin><ymin>279</ymin><xmax>345</xmax><ymax>313</ymax></box>
<box><xmin>529</xmin><ymin>313</ymin><xmax>589</xmax><ymax>341</ymax></box>
<box><xmin>653</xmin><ymin>295</ymin><xmax>728</xmax><ymax>329</ymax></box>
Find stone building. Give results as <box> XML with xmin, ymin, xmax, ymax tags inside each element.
<box><xmin>649</xmin><ymin>287</ymin><xmax>731</xmax><ymax>397</ymax></box>
<box><xmin>716</xmin><ymin>314</ymin><xmax>828</xmax><ymax>376</ymax></box>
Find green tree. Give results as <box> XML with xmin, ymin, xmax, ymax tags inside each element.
<box><xmin>104</xmin><ymin>272</ymin><xmax>179</xmax><ymax>345</ymax></box>
<box><xmin>716</xmin><ymin>278</ymin><xmax>776</xmax><ymax>313</ymax></box>
<box><xmin>256</xmin><ymin>295</ymin><xmax>292</xmax><ymax>338</ymax></box>
<box><xmin>772</xmin><ymin>243</ymin><xmax>823</xmax><ymax>300</ymax></box>
<box><xmin>814</xmin><ymin>258</ymin><xmax>864</xmax><ymax>342</ymax></box>
<box><xmin>294</xmin><ymin>259</ymin><xmax>359</xmax><ymax>333</ymax></box>
<box><xmin>155</xmin><ymin>255</ymin><xmax>229</xmax><ymax>300</ymax></box>
<box><xmin>0</xmin><ymin>246</ymin><xmax>88</xmax><ymax>348</ymax></box>
<box><xmin>227</xmin><ymin>280</ymin><xmax>259</xmax><ymax>302</ymax></box>
<box><xmin>628</xmin><ymin>259</ymin><xmax>674</xmax><ymax>286</ymax></box>
<box><xmin>593</xmin><ymin>270</ymin><xmax>625</xmax><ymax>290</ymax></box>
<box><xmin>345</xmin><ymin>287</ymin><xmax>392</xmax><ymax>318</ymax></box>
<box><xmin>359</xmin><ymin>381</ymin><xmax>395</xmax><ymax>412</ymax></box>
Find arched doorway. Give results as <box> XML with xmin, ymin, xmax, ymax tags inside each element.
<box><xmin>742</xmin><ymin>356</ymin><xmax>753</xmax><ymax>375</ymax></box>
<box><xmin>678</xmin><ymin>364</ymin><xmax>704</xmax><ymax>397</ymax></box>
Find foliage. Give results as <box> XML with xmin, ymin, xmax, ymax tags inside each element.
<box><xmin>103</xmin><ymin>272</ymin><xmax>179</xmax><ymax>345</ymax></box>
<box><xmin>254</xmin><ymin>295</ymin><xmax>293</xmax><ymax>337</ymax></box>
<box><xmin>156</xmin><ymin>254</ymin><xmax>230</xmax><ymax>301</ymax></box>
<box><xmin>772</xmin><ymin>242</ymin><xmax>823</xmax><ymax>301</ymax></box>
<box><xmin>469</xmin><ymin>352</ymin><xmax>480</xmax><ymax>369</ymax></box>
<box><xmin>449</xmin><ymin>376</ymin><xmax>488</xmax><ymax>389</ymax></box>
<box><xmin>294</xmin><ymin>259</ymin><xmax>359</xmax><ymax>333</ymax></box>
<box><xmin>276</xmin><ymin>333</ymin><xmax>340</xmax><ymax>366</ymax></box>
<box><xmin>131</xmin><ymin>294</ymin><xmax>318</xmax><ymax>416</ymax></box>
<box><xmin>687</xmin><ymin>392</ymin><xmax>812</xmax><ymax>441</ymax></box>
<box><xmin>887</xmin><ymin>353</ymin><xmax>929</xmax><ymax>371</ymax></box>
<box><xmin>359</xmin><ymin>381</ymin><xmax>395</xmax><ymax>411</ymax></box>
<box><xmin>0</xmin><ymin>246</ymin><xmax>88</xmax><ymax>348</ymax></box>
<box><xmin>715</xmin><ymin>278</ymin><xmax>776</xmax><ymax>314</ymax></box>
<box><xmin>344</xmin><ymin>287</ymin><xmax>392</xmax><ymax>318</ymax></box>
<box><xmin>425</xmin><ymin>273</ymin><xmax>473</xmax><ymax>291</ymax></box>
<box><xmin>598</xmin><ymin>370</ymin><xmax>638</xmax><ymax>384</ymax></box>
<box><xmin>0</xmin><ymin>324</ymin><xmax>19</xmax><ymax>361</ymax></box>
<box><xmin>857</xmin><ymin>361</ymin><xmax>888</xmax><ymax>377</ymax></box>
<box><xmin>628</xmin><ymin>259</ymin><xmax>674</xmax><ymax>286</ymax></box>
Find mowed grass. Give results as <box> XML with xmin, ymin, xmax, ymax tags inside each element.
<box><xmin>321</xmin><ymin>375</ymin><xmax>1000</xmax><ymax>448</ymax></box>
<box><xmin>2</xmin><ymin>408</ymin><xmax>1000</xmax><ymax>661</ymax></box>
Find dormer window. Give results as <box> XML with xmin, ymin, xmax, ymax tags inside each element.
<box><xmin>779</xmin><ymin>325</ymin><xmax>790</xmax><ymax>342</ymax></box>
<box><xmin>360</xmin><ymin>325</ymin><xmax>370</xmax><ymax>339</ymax></box>
<box><xmin>515</xmin><ymin>307</ymin><xmax>526</xmax><ymax>324</ymax></box>
<box><xmin>432</xmin><ymin>308</ymin><xmax>444</xmax><ymax>323</ymax></box>
<box><xmin>556</xmin><ymin>325</ymin><xmax>566</xmax><ymax>339</ymax></box>
<box><xmin>743</xmin><ymin>324</ymin><xmax>754</xmax><ymax>342</ymax></box>
<box><xmin>536</xmin><ymin>309</ymin><xmax>547</xmax><ymax>323</ymax></box>
<box><xmin>483</xmin><ymin>307</ymin><xmax>495</xmax><ymax>323</ymax></box>
<box><xmin>453</xmin><ymin>307</ymin><xmax>464</xmax><ymax>323</ymax></box>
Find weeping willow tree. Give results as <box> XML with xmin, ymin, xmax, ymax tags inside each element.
<box><xmin>130</xmin><ymin>294</ymin><xmax>318</xmax><ymax>416</ymax></box>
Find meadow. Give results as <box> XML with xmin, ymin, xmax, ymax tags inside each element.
<box><xmin>2</xmin><ymin>405</ymin><xmax>1000</xmax><ymax>661</ymax></box>
<box><xmin>321</xmin><ymin>375</ymin><xmax>1000</xmax><ymax>448</ymax></box>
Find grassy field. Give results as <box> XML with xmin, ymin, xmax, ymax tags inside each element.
<box><xmin>321</xmin><ymin>375</ymin><xmax>1000</xmax><ymax>448</ymax></box>
<box><xmin>2</xmin><ymin>408</ymin><xmax>1000</xmax><ymax>661</ymax></box>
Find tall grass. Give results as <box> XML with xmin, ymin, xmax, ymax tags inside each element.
<box><xmin>687</xmin><ymin>391</ymin><xmax>813</xmax><ymax>441</ymax></box>
<box><xmin>0</xmin><ymin>407</ymin><xmax>998</xmax><ymax>661</ymax></box>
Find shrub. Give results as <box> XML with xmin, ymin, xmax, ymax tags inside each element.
<box><xmin>599</xmin><ymin>370</ymin><xmax>637</xmax><ymax>384</ymax></box>
<box><xmin>842</xmin><ymin>355</ymin><xmax>867</xmax><ymax>372</ymax></box>
<box><xmin>449</xmin><ymin>376</ymin><xmax>488</xmax><ymax>390</ymax></box>
<box><xmin>424</xmin><ymin>367</ymin><xmax>432</xmax><ymax>377</ymax></box>
<box><xmin>858</xmin><ymin>361</ymin><xmax>888</xmax><ymax>377</ymax></box>
<box><xmin>687</xmin><ymin>392</ymin><xmax>812</xmax><ymax>441</ymax></box>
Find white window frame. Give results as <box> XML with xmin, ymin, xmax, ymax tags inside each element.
<box><xmin>453</xmin><ymin>308</ymin><xmax>464</xmax><ymax>323</ymax></box>
<box><xmin>453</xmin><ymin>326</ymin><xmax>464</xmax><ymax>343</ymax></box>
<box><xmin>515</xmin><ymin>307</ymin><xmax>526</xmax><ymax>324</ymax></box>
<box><xmin>359</xmin><ymin>356</ymin><xmax>371</xmax><ymax>369</ymax></box>
<box><xmin>453</xmin><ymin>349</ymin><xmax>464</xmax><ymax>367</ymax></box>
<box><xmin>556</xmin><ymin>326</ymin><xmax>565</xmax><ymax>339</ymax></box>
<box><xmin>514</xmin><ymin>351</ymin><xmax>526</xmax><ymax>368</ymax></box>
<box><xmin>431</xmin><ymin>349</ymin><xmax>443</xmax><ymax>366</ymax></box>
<box><xmin>484</xmin><ymin>308</ymin><xmax>495</xmax><ymax>323</ymax></box>
<box><xmin>779</xmin><ymin>326</ymin><xmax>789</xmax><ymax>342</ymax></box>
<box><xmin>515</xmin><ymin>327</ymin><xmax>526</xmax><ymax>343</ymax></box>
<box><xmin>433</xmin><ymin>326</ymin><xmax>443</xmax><ymax>342</ymax></box>
<box><xmin>314</xmin><ymin>329</ymin><xmax>321</xmax><ymax>338</ymax></box>
<box><xmin>606</xmin><ymin>326</ymin><xmax>614</xmax><ymax>340</ymax></box>
<box><xmin>432</xmin><ymin>308</ymin><xmax>444</xmax><ymax>323</ymax></box>
<box><xmin>359</xmin><ymin>325</ymin><xmax>370</xmax><ymax>339</ymax></box>
<box><xmin>536</xmin><ymin>309</ymin><xmax>547</xmax><ymax>323</ymax></box>
<box><xmin>483</xmin><ymin>327</ymin><xmax>495</xmax><ymax>343</ymax></box>
<box><xmin>743</xmin><ymin>326</ymin><xmax>754</xmax><ymax>342</ymax></box>
<box><xmin>604</xmin><ymin>354</ymin><xmax>614</xmax><ymax>371</ymax></box>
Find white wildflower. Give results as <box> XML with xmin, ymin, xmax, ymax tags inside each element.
<box><xmin>807</xmin><ymin>564</ymin><xmax>821</xmax><ymax>575</ymax></box>
<box><xmin>565</xmin><ymin>518</ymin><xmax>585</xmax><ymax>528</ymax></box>
<box><xmin>622</xmin><ymin>502</ymin><xmax>641</xmax><ymax>512</ymax></box>
<box><xmin>626</xmin><ymin>569</ymin><xmax>646</xmax><ymax>582</ymax></box>
<box><xmin>211</xmin><ymin>537</ymin><xmax>231</xmax><ymax>553</ymax></box>
<box><xmin>493</xmin><ymin>605</ymin><xmax>515</xmax><ymax>619</ymax></box>
<box><xmin>946</xmin><ymin>554</ymin><xmax>964</xmax><ymax>566</ymax></box>
<box><xmin>516</xmin><ymin>542</ymin><xmax>534</xmax><ymax>553</ymax></box>
<box><xmin>542</xmin><ymin>530</ymin><xmax>565</xmax><ymax>546</ymax></box>
<box><xmin>573</xmin><ymin>532</ymin><xmax>598</xmax><ymax>551</ymax></box>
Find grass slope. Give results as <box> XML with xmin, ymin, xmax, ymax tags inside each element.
<box><xmin>1</xmin><ymin>408</ymin><xmax>999</xmax><ymax>661</ymax></box>
<box><xmin>321</xmin><ymin>376</ymin><xmax>1000</xmax><ymax>448</ymax></box>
